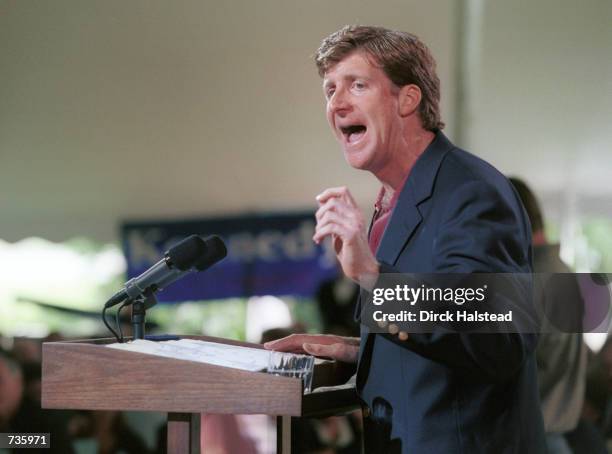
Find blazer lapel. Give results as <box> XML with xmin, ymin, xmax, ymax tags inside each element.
<box><xmin>376</xmin><ymin>188</ymin><xmax>421</xmax><ymax>265</ymax></box>
<box><xmin>375</xmin><ymin>131</ymin><xmax>455</xmax><ymax>266</ymax></box>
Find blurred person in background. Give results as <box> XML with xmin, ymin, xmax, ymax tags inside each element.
<box><xmin>602</xmin><ymin>337</ymin><xmax>612</xmax><ymax>439</ymax></box>
<box><xmin>562</xmin><ymin>338</ymin><xmax>610</xmax><ymax>454</ymax></box>
<box><xmin>0</xmin><ymin>347</ymin><xmax>74</xmax><ymax>453</ymax></box>
<box><xmin>69</xmin><ymin>410</ymin><xmax>151</xmax><ymax>454</ymax></box>
<box><xmin>510</xmin><ymin>177</ymin><xmax>588</xmax><ymax>454</ymax></box>
<box><xmin>316</xmin><ymin>271</ymin><xmax>360</xmax><ymax>338</ymax></box>
<box><xmin>0</xmin><ymin>348</ymin><xmax>23</xmax><ymax>433</ymax></box>
<box><xmin>3</xmin><ymin>336</ymin><xmax>151</xmax><ymax>454</ymax></box>
<box><xmin>11</xmin><ymin>338</ymin><xmax>44</xmax><ymax>406</ymax></box>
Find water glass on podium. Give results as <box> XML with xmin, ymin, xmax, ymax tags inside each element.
<box><xmin>267</xmin><ymin>351</ymin><xmax>315</xmax><ymax>393</ymax></box>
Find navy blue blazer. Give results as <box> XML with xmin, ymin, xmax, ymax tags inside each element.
<box><xmin>356</xmin><ymin>132</ymin><xmax>547</xmax><ymax>453</ymax></box>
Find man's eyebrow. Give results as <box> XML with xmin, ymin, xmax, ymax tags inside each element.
<box><xmin>323</xmin><ymin>74</ymin><xmax>368</xmax><ymax>89</ymax></box>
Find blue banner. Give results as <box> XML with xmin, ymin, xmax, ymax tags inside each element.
<box><xmin>121</xmin><ymin>212</ymin><xmax>338</xmax><ymax>302</ymax></box>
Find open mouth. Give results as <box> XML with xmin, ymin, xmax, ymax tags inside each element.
<box><xmin>340</xmin><ymin>124</ymin><xmax>367</xmax><ymax>144</ymax></box>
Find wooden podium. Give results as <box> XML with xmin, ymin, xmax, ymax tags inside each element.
<box><xmin>41</xmin><ymin>335</ymin><xmax>359</xmax><ymax>453</ymax></box>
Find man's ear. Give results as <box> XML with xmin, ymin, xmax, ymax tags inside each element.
<box><xmin>398</xmin><ymin>84</ymin><xmax>422</xmax><ymax>117</ymax></box>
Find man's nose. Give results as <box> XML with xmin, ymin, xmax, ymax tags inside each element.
<box><xmin>328</xmin><ymin>88</ymin><xmax>352</xmax><ymax>115</ymax></box>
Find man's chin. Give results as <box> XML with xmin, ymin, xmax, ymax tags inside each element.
<box><xmin>344</xmin><ymin>155</ymin><xmax>372</xmax><ymax>171</ymax></box>
<box><xmin>342</xmin><ymin>147</ymin><xmax>370</xmax><ymax>170</ymax></box>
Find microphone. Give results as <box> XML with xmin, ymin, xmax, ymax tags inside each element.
<box><xmin>195</xmin><ymin>235</ymin><xmax>227</xmax><ymax>271</ymax></box>
<box><xmin>154</xmin><ymin>235</ymin><xmax>228</xmax><ymax>290</ymax></box>
<box><xmin>105</xmin><ymin>235</ymin><xmax>207</xmax><ymax>308</ymax></box>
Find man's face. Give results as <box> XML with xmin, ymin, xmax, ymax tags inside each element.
<box><xmin>323</xmin><ymin>51</ymin><xmax>405</xmax><ymax>174</ymax></box>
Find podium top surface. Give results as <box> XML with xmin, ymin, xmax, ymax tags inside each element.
<box><xmin>43</xmin><ymin>335</ymin><xmax>360</xmax><ymax>417</ymax></box>
<box><xmin>42</xmin><ymin>335</ymin><xmax>305</xmax><ymax>415</ymax></box>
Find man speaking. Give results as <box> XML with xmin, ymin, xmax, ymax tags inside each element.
<box><xmin>266</xmin><ymin>25</ymin><xmax>546</xmax><ymax>453</ymax></box>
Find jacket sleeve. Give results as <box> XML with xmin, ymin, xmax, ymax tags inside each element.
<box><xmin>378</xmin><ymin>179</ymin><xmax>538</xmax><ymax>383</ymax></box>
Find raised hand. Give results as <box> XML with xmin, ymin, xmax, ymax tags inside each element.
<box><xmin>313</xmin><ymin>186</ymin><xmax>379</xmax><ymax>287</ymax></box>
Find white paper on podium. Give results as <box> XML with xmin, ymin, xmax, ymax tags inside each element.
<box><xmin>107</xmin><ymin>338</ymin><xmax>271</xmax><ymax>372</ymax></box>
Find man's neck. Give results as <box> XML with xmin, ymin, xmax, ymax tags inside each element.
<box><xmin>377</xmin><ymin>129</ymin><xmax>436</xmax><ymax>192</ymax></box>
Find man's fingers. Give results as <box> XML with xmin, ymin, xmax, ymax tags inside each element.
<box><xmin>316</xmin><ymin>187</ymin><xmax>347</xmax><ymax>204</ymax></box>
<box><xmin>318</xmin><ymin>210</ymin><xmax>351</xmax><ymax>232</ymax></box>
<box><xmin>301</xmin><ymin>343</ymin><xmax>323</xmax><ymax>356</ymax></box>
<box><xmin>264</xmin><ymin>334</ymin><xmax>345</xmax><ymax>351</ymax></box>
<box><xmin>315</xmin><ymin>198</ymin><xmax>336</xmax><ymax>222</ymax></box>
<box><xmin>266</xmin><ymin>336</ymin><xmax>359</xmax><ymax>363</ymax></box>
<box><xmin>302</xmin><ymin>342</ymin><xmax>340</xmax><ymax>359</ymax></box>
<box><xmin>316</xmin><ymin>186</ymin><xmax>357</xmax><ymax>207</ymax></box>
<box><xmin>313</xmin><ymin>222</ymin><xmax>348</xmax><ymax>244</ymax></box>
<box><xmin>264</xmin><ymin>334</ymin><xmax>309</xmax><ymax>352</ymax></box>
<box><xmin>303</xmin><ymin>342</ymin><xmax>358</xmax><ymax>363</ymax></box>
<box><xmin>342</xmin><ymin>189</ymin><xmax>358</xmax><ymax>206</ymax></box>
<box><xmin>315</xmin><ymin>197</ymin><xmax>354</xmax><ymax>222</ymax></box>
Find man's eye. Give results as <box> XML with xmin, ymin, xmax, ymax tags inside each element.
<box><xmin>353</xmin><ymin>81</ymin><xmax>366</xmax><ymax>90</ymax></box>
<box><xmin>325</xmin><ymin>88</ymin><xmax>335</xmax><ymax>99</ymax></box>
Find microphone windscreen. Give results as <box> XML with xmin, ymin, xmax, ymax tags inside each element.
<box><xmin>166</xmin><ymin>235</ymin><xmax>208</xmax><ymax>271</ymax></box>
<box><xmin>195</xmin><ymin>235</ymin><xmax>227</xmax><ymax>271</ymax></box>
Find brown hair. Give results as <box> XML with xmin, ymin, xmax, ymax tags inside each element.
<box><xmin>315</xmin><ymin>25</ymin><xmax>444</xmax><ymax>131</ymax></box>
